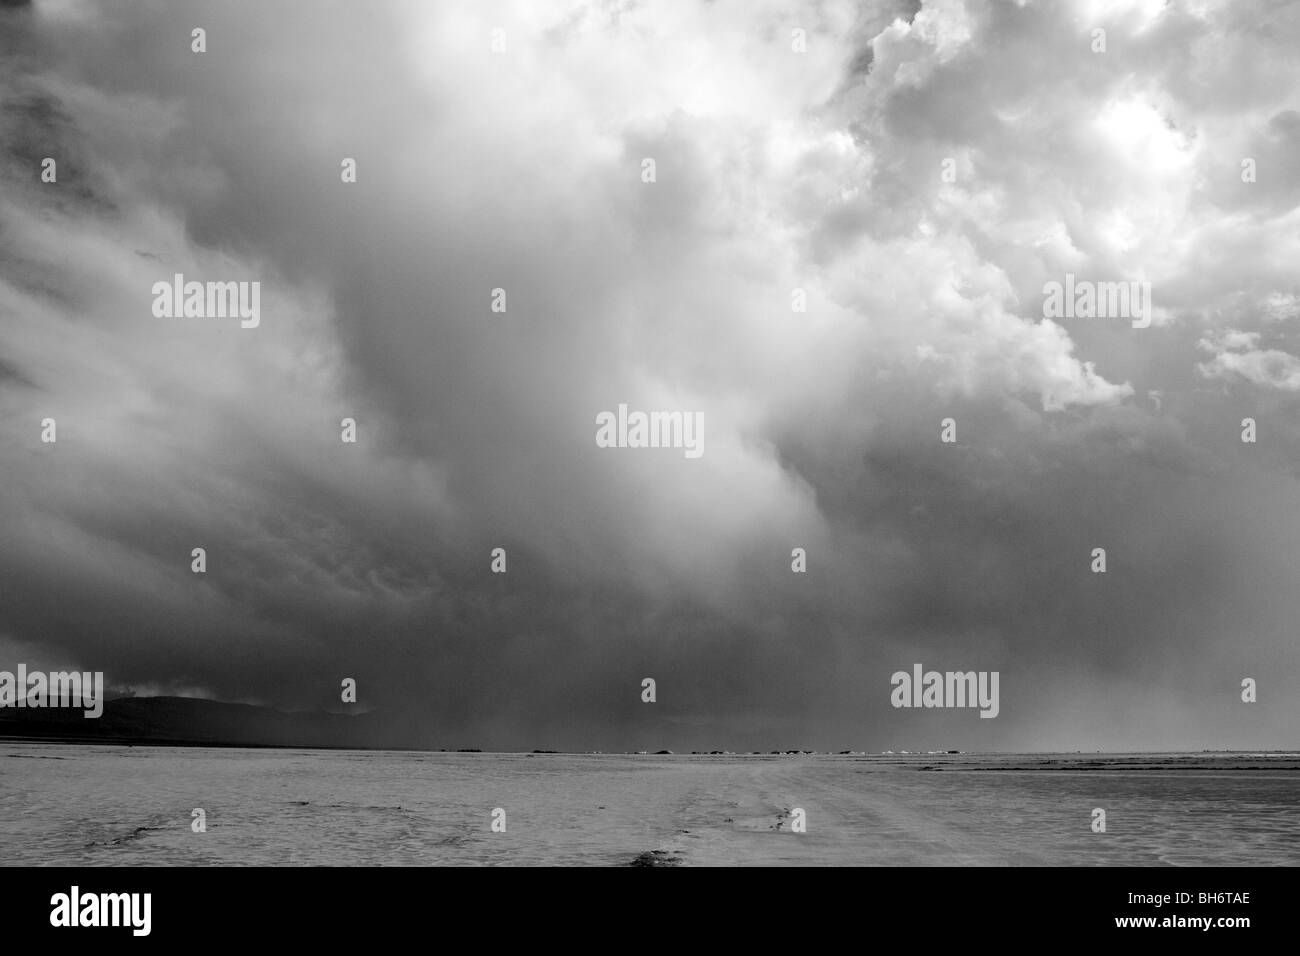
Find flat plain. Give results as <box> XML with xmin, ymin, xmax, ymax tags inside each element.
<box><xmin>2</xmin><ymin>746</ymin><xmax>1297</xmax><ymax>866</ymax></box>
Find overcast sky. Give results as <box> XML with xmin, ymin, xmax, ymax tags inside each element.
<box><xmin>1</xmin><ymin>0</ymin><xmax>1298</xmax><ymax>752</ymax></box>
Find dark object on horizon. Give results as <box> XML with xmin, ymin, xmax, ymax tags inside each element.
<box><xmin>0</xmin><ymin>696</ymin><xmax>426</xmax><ymax>750</ymax></box>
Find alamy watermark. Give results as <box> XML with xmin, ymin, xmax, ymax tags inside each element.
<box><xmin>0</xmin><ymin>665</ymin><xmax>104</xmax><ymax>718</ymax></box>
<box><xmin>1042</xmin><ymin>273</ymin><xmax>1152</xmax><ymax>328</ymax></box>
<box><xmin>595</xmin><ymin>404</ymin><xmax>703</xmax><ymax>459</ymax></box>
<box><xmin>152</xmin><ymin>273</ymin><xmax>260</xmax><ymax>328</ymax></box>
<box><xmin>50</xmin><ymin>887</ymin><xmax>150</xmax><ymax>936</ymax></box>
<box><xmin>890</xmin><ymin>664</ymin><xmax>999</xmax><ymax>718</ymax></box>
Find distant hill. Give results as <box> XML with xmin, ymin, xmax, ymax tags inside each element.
<box><xmin>0</xmin><ymin>696</ymin><xmax>420</xmax><ymax>750</ymax></box>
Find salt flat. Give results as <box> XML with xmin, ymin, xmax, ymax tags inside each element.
<box><xmin>2</xmin><ymin>746</ymin><xmax>1297</xmax><ymax>866</ymax></box>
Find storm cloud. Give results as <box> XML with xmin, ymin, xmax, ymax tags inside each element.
<box><xmin>1</xmin><ymin>0</ymin><xmax>1297</xmax><ymax>751</ymax></box>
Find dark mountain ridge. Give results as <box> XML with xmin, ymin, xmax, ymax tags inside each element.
<box><xmin>0</xmin><ymin>696</ymin><xmax>420</xmax><ymax>750</ymax></box>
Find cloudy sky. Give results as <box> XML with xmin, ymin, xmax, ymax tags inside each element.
<box><xmin>1</xmin><ymin>0</ymin><xmax>1297</xmax><ymax>752</ymax></box>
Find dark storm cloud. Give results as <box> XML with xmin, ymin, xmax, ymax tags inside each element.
<box><xmin>0</xmin><ymin>0</ymin><xmax>1296</xmax><ymax>751</ymax></box>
